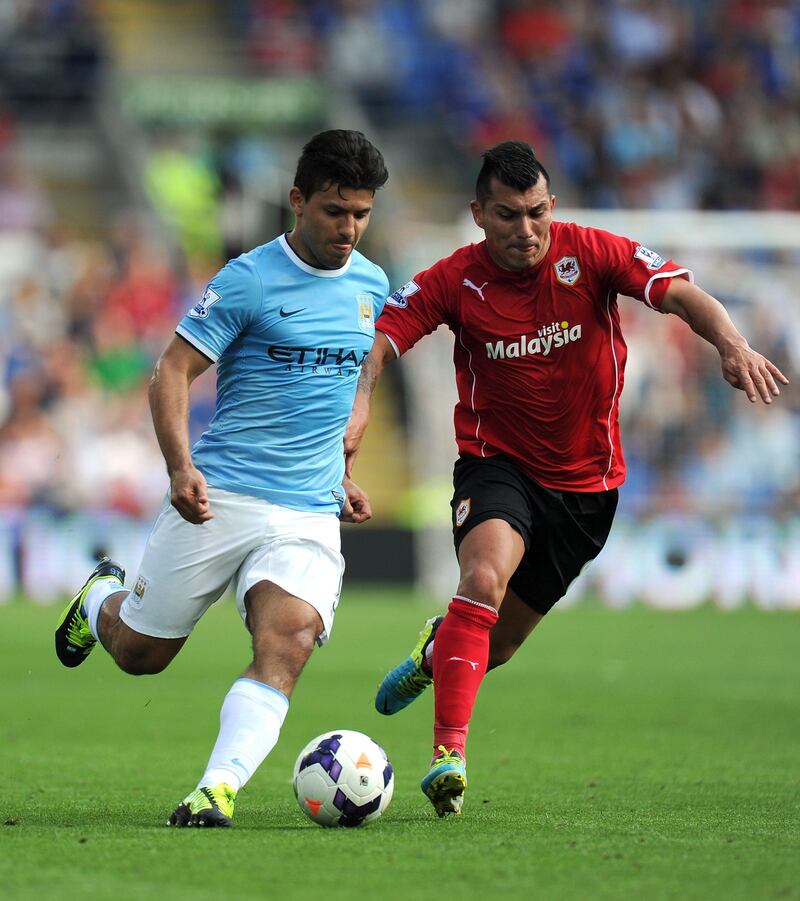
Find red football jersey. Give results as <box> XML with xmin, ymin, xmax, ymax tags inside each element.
<box><xmin>377</xmin><ymin>220</ymin><xmax>692</xmax><ymax>492</ymax></box>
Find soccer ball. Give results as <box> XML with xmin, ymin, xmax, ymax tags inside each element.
<box><xmin>292</xmin><ymin>729</ymin><xmax>394</xmax><ymax>827</ymax></box>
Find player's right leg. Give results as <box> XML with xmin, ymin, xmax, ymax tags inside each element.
<box><xmin>487</xmin><ymin>588</ymin><xmax>544</xmax><ymax>670</ymax></box>
<box><xmin>107</xmin><ymin>490</ymin><xmax>259</xmax><ymax>677</ymax></box>
<box><xmin>374</xmin><ymin>615</ymin><xmax>443</xmax><ymax>715</ymax></box>
<box><xmin>54</xmin><ymin>557</ymin><xmax>126</xmax><ymax>667</ymax></box>
<box><xmin>55</xmin><ymin>553</ymin><xmax>189</xmax><ymax>675</ymax></box>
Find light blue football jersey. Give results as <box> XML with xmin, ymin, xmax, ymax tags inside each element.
<box><xmin>176</xmin><ymin>234</ymin><xmax>389</xmax><ymax>514</ymax></box>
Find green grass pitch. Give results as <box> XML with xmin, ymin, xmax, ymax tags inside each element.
<box><xmin>2</xmin><ymin>590</ymin><xmax>798</xmax><ymax>900</ymax></box>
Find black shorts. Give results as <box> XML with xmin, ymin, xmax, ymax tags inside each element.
<box><xmin>451</xmin><ymin>454</ymin><xmax>618</xmax><ymax>615</ymax></box>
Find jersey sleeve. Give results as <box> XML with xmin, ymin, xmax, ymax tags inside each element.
<box><xmin>175</xmin><ymin>256</ymin><xmax>262</xmax><ymax>361</ymax></box>
<box><xmin>372</xmin><ymin>266</ymin><xmax>390</xmax><ymax>320</ymax></box>
<box><xmin>375</xmin><ymin>261</ymin><xmax>451</xmax><ymax>356</ymax></box>
<box><xmin>593</xmin><ymin>229</ymin><xmax>693</xmax><ymax>312</ymax></box>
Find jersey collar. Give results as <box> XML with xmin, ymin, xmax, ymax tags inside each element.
<box><xmin>278</xmin><ymin>233</ymin><xmax>353</xmax><ymax>278</ymax></box>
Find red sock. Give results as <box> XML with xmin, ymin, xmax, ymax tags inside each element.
<box><xmin>432</xmin><ymin>596</ymin><xmax>498</xmax><ymax>760</ymax></box>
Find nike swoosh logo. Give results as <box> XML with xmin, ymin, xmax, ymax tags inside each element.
<box><xmin>279</xmin><ymin>307</ymin><xmax>305</xmax><ymax>318</ymax></box>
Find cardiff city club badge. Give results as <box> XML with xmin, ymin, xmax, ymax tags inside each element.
<box><xmin>554</xmin><ymin>256</ymin><xmax>580</xmax><ymax>286</ymax></box>
<box><xmin>357</xmin><ymin>294</ymin><xmax>375</xmax><ymax>332</ymax></box>
<box><xmin>455</xmin><ymin>497</ymin><xmax>471</xmax><ymax>528</ymax></box>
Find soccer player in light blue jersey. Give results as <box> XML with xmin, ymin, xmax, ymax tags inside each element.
<box><xmin>54</xmin><ymin>130</ymin><xmax>390</xmax><ymax>827</ymax></box>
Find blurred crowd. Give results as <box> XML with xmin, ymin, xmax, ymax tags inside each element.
<box><xmin>0</xmin><ymin>201</ymin><xmax>220</xmax><ymax>518</ymax></box>
<box><xmin>237</xmin><ymin>0</ymin><xmax>800</xmax><ymax>210</ymax></box>
<box><xmin>0</xmin><ymin>0</ymin><xmax>798</xmax><ymax>528</ymax></box>
<box><xmin>0</xmin><ymin>0</ymin><xmax>103</xmax><ymax>116</ymax></box>
<box><xmin>618</xmin><ymin>276</ymin><xmax>799</xmax><ymax>518</ymax></box>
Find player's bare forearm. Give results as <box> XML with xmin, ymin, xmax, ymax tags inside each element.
<box><xmin>345</xmin><ymin>331</ymin><xmax>397</xmax><ymax>476</ymax></box>
<box><xmin>150</xmin><ymin>359</ymin><xmax>193</xmax><ymax>476</ymax></box>
<box><xmin>149</xmin><ymin>336</ymin><xmax>214</xmax><ymax>522</ymax></box>
<box><xmin>662</xmin><ymin>278</ymin><xmax>789</xmax><ymax>403</ymax></box>
<box><xmin>356</xmin><ymin>331</ymin><xmax>396</xmax><ymax>400</ymax></box>
<box><xmin>662</xmin><ymin>279</ymin><xmax>743</xmax><ymax>352</ymax></box>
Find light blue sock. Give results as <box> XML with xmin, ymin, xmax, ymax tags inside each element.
<box><xmin>199</xmin><ymin>678</ymin><xmax>290</xmax><ymax>792</ymax></box>
<box><xmin>82</xmin><ymin>578</ymin><xmax>126</xmax><ymax>641</ymax></box>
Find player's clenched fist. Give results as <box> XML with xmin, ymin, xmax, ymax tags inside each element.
<box><xmin>170</xmin><ymin>467</ymin><xmax>214</xmax><ymax>523</ymax></box>
<box><xmin>341</xmin><ymin>476</ymin><xmax>372</xmax><ymax>524</ymax></box>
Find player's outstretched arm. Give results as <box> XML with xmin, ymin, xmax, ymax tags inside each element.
<box><xmin>340</xmin><ymin>476</ymin><xmax>372</xmax><ymax>524</ymax></box>
<box><xmin>150</xmin><ymin>335</ymin><xmax>215</xmax><ymax>524</ymax></box>
<box><xmin>344</xmin><ymin>331</ymin><xmax>398</xmax><ymax>477</ymax></box>
<box><xmin>661</xmin><ymin>278</ymin><xmax>789</xmax><ymax>404</ymax></box>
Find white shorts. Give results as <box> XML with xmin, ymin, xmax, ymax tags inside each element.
<box><xmin>120</xmin><ymin>487</ymin><xmax>344</xmax><ymax>644</ymax></box>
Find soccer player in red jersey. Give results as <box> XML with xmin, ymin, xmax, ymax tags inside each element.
<box><xmin>344</xmin><ymin>141</ymin><xmax>790</xmax><ymax>818</ymax></box>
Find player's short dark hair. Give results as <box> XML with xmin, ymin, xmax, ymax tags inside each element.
<box><xmin>293</xmin><ymin>129</ymin><xmax>389</xmax><ymax>199</ymax></box>
<box><xmin>475</xmin><ymin>141</ymin><xmax>551</xmax><ymax>205</ymax></box>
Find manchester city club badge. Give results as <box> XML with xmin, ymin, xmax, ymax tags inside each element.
<box><xmin>129</xmin><ymin>575</ymin><xmax>149</xmax><ymax>610</ymax></box>
<box><xmin>455</xmin><ymin>497</ymin><xmax>471</xmax><ymax>527</ymax></box>
<box><xmin>357</xmin><ymin>293</ymin><xmax>375</xmax><ymax>332</ymax></box>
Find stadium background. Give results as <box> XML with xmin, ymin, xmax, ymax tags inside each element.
<box><xmin>1</xmin><ymin>4</ymin><xmax>799</xmax><ymax>899</ymax></box>
<box><xmin>0</xmin><ymin>0</ymin><xmax>798</xmax><ymax>608</ymax></box>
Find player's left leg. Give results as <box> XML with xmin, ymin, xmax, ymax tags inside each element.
<box><xmin>423</xmin><ymin>518</ymin><xmax>524</xmax><ymax>816</ymax></box>
<box><xmin>169</xmin><ymin>580</ymin><xmax>320</xmax><ymax>828</ymax></box>
<box><xmin>169</xmin><ymin>502</ymin><xmax>343</xmax><ymax>828</ymax></box>
<box><xmin>431</xmin><ymin>519</ymin><xmax>523</xmax><ymax>756</ymax></box>
<box><xmin>375</xmin><ymin>582</ymin><xmax>542</xmax><ymax>716</ymax></box>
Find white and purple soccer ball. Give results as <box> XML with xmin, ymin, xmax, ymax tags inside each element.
<box><xmin>292</xmin><ymin>729</ymin><xmax>394</xmax><ymax>827</ymax></box>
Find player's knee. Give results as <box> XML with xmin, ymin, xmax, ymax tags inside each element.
<box><xmin>261</xmin><ymin>620</ymin><xmax>318</xmax><ymax>661</ymax></box>
<box><xmin>253</xmin><ymin>607</ymin><xmax>319</xmax><ymax>663</ymax></box>
<box><xmin>457</xmin><ymin>561</ymin><xmax>507</xmax><ymax>608</ymax></box>
<box><xmin>250</xmin><ymin>623</ymin><xmax>318</xmax><ymax>693</ymax></box>
<box><xmin>287</xmin><ymin>624</ymin><xmax>318</xmax><ymax>659</ymax></box>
